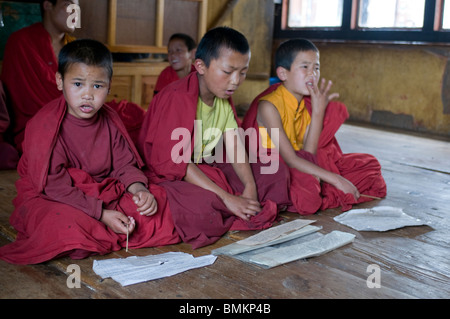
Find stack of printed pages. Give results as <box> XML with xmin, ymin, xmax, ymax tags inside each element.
<box><xmin>212</xmin><ymin>219</ymin><xmax>355</xmax><ymax>269</ymax></box>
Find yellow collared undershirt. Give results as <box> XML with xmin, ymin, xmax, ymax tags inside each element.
<box><xmin>259</xmin><ymin>84</ymin><xmax>311</xmax><ymax>150</ymax></box>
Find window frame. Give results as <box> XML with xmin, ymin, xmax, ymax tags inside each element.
<box><xmin>274</xmin><ymin>0</ymin><xmax>450</xmax><ymax>44</ymax></box>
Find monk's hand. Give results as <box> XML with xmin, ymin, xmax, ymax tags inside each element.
<box><xmin>332</xmin><ymin>174</ymin><xmax>360</xmax><ymax>200</ymax></box>
<box><xmin>240</xmin><ymin>183</ymin><xmax>259</xmax><ymax>203</ymax></box>
<box><xmin>133</xmin><ymin>190</ymin><xmax>158</xmax><ymax>216</ymax></box>
<box><xmin>222</xmin><ymin>193</ymin><xmax>261</xmax><ymax>221</ymax></box>
<box><xmin>101</xmin><ymin>209</ymin><xmax>136</xmax><ymax>234</ymax></box>
<box><xmin>307</xmin><ymin>78</ymin><xmax>339</xmax><ymax>115</ymax></box>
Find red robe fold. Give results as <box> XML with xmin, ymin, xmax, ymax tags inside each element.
<box><xmin>0</xmin><ymin>80</ymin><xmax>19</xmax><ymax>170</ymax></box>
<box><xmin>138</xmin><ymin>72</ymin><xmax>291</xmax><ymax>249</ymax></box>
<box><xmin>242</xmin><ymin>83</ymin><xmax>387</xmax><ymax>213</ymax></box>
<box><xmin>154</xmin><ymin>64</ymin><xmax>196</xmax><ymax>95</ymax></box>
<box><xmin>106</xmin><ymin>99</ymin><xmax>145</xmax><ymax>147</ymax></box>
<box><xmin>0</xmin><ymin>96</ymin><xmax>179</xmax><ymax>264</ymax></box>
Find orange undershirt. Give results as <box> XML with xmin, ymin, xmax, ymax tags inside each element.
<box><xmin>259</xmin><ymin>84</ymin><xmax>311</xmax><ymax>150</ymax></box>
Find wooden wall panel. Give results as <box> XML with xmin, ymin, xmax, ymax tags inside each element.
<box><xmin>73</xmin><ymin>0</ymin><xmax>108</xmax><ymax>43</ymax></box>
<box><xmin>74</xmin><ymin>0</ymin><xmax>206</xmax><ymax>53</ymax></box>
<box><xmin>108</xmin><ymin>76</ymin><xmax>133</xmax><ymax>102</ymax></box>
<box><xmin>115</xmin><ymin>0</ymin><xmax>156</xmax><ymax>46</ymax></box>
<box><xmin>141</xmin><ymin>76</ymin><xmax>158</xmax><ymax>109</ymax></box>
<box><xmin>231</xmin><ymin>0</ymin><xmax>274</xmax><ymax>77</ymax></box>
<box><xmin>163</xmin><ymin>0</ymin><xmax>199</xmax><ymax>45</ymax></box>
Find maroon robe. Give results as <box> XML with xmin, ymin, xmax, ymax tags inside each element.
<box><xmin>0</xmin><ymin>95</ymin><xmax>179</xmax><ymax>264</ymax></box>
<box><xmin>154</xmin><ymin>64</ymin><xmax>196</xmax><ymax>95</ymax></box>
<box><xmin>138</xmin><ymin>72</ymin><xmax>291</xmax><ymax>249</ymax></box>
<box><xmin>242</xmin><ymin>83</ymin><xmax>387</xmax><ymax>212</ymax></box>
<box><xmin>106</xmin><ymin>99</ymin><xmax>146</xmax><ymax>147</ymax></box>
<box><xmin>0</xmin><ymin>81</ymin><xmax>19</xmax><ymax>170</ymax></box>
<box><xmin>1</xmin><ymin>23</ymin><xmax>69</xmax><ymax>153</ymax></box>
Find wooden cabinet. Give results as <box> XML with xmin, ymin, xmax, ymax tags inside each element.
<box><xmin>107</xmin><ymin>62</ymin><xmax>168</xmax><ymax>109</ymax></box>
<box><xmin>74</xmin><ymin>0</ymin><xmax>207</xmax><ymax>54</ymax></box>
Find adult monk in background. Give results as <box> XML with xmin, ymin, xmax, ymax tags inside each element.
<box><xmin>1</xmin><ymin>0</ymin><xmax>78</xmax><ymax>153</ymax></box>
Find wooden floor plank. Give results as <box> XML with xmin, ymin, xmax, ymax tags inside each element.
<box><xmin>336</xmin><ymin>124</ymin><xmax>450</xmax><ymax>174</ymax></box>
<box><xmin>0</xmin><ymin>236</ymin><xmax>95</xmax><ymax>298</ymax></box>
<box><xmin>0</xmin><ymin>124</ymin><xmax>449</xmax><ymax>299</ymax></box>
<box><xmin>0</xmin><ymin>170</ymin><xmax>18</xmax><ymax>241</ymax></box>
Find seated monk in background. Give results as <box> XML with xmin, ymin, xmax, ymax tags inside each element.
<box><xmin>154</xmin><ymin>33</ymin><xmax>197</xmax><ymax>95</ymax></box>
<box><xmin>1</xmin><ymin>0</ymin><xmax>77</xmax><ymax>153</ymax></box>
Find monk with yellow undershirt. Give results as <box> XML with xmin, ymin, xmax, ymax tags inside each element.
<box><xmin>243</xmin><ymin>39</ymin><xmax>387</xmax><ymax>214</ymax></box>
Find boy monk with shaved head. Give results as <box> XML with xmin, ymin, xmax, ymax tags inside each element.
<box><xmin>0</xmin><ymin>39</ymin><xmax>179</xmax><ymax>264</ymax></box>
<box><xmin>243</xmin><ymin>39</ymin><xmax>386</xmax><ymax>214</ymax></box>
<box><xmin>139</xmin><ymin>27</ymin><xmax>291</xmax><ymax>249</ymax></box>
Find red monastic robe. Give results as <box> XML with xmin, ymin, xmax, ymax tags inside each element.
<box><xmin>1</xmin><ymin>23</ymin><xmax>68</xmax><ymax>153</ymax></box>
<box><xmin>0</xmin><ymin>81</ymin><xmax>19</xmax><ymax>169</ymax></box>
<box><xmin>0</xmin><ymin>96</ymin><xmax>179</xmax><ymax>264</ymax></box>
<box><xmin>154</xmin><ymin>64</ymin><xmax>196</xmax><ymax>95</ymax></box>
<box><xmin>242</xmin><ymin>83</ymin><xmax>387</xmax><ymax>213</ymax></box>
<box><xmin>106</xmin><ymin>99</ymin><xmax>145</xmax><ymax>147</ymax></box>
<box><xmin>138</xmin><ymin>72</ymin><xmax>291</xmax><ymax>249</ymax></box>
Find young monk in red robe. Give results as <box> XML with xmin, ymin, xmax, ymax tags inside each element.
<box><xmin>138</xmin><ymin>27</ymin><xmax>291</xmax><ymax>249</ymax></box>
<box><xmin>0</xmin><ymin>39</ymin><xmax>179</xmax><ymax>265</ymax></box>
<box><xmin>154</xmin><ymin>33</ymin><xmax>197</xmax><ymax>95</ymax></box>
<box><xmin>242</xmin><ymin>39</ymin><xmax>387</xmax><ymax>214</ymax></box>
<box><xmin>1</xmin><ymin>0</ymin><xmax>144</xmax><ymax>153</ymax></box>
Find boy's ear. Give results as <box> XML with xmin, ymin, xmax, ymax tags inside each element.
<box><xmin>43</xmin><ymin>0</ymin><xmax>53</xmax><ymax>12</ymax></box>
<box><xmin>55</xmin><ymin>72</ymin><xmax>63</xmax><ymax>91</ymax></box>
<box><xmin>276</xmin><ymin>66</ymin><xmax>288</xmax><ymax>81</ymax></box>
<box><xmin>194</xmin><ymin>58</ymin><xmax>206</xmax><ymax>75</ymax></box>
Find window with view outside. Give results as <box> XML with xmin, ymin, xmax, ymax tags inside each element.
<box><xmin>279</xmin><ymin>0</ymin><xmax>450</xmax><ymax>43</ymax></box>
<box><xmin>287</xmin><ymin>0</ymin><xmax>344</xmax><ymax>28</ymax></box>
<box><xmin>358</xmin><ymin>0</ymin><xmax>426</xmax><ymax>29</ymax></box>
<box><xmin>442</xmin><ymin>0</ymin><xmax>450</xmax><ymax>29</ymax></box>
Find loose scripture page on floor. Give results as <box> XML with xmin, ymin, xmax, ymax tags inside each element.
<box><xmin>93</xmin><ymin>252</ymin><xmax>217</xmax><ymax>286</ymax></box>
